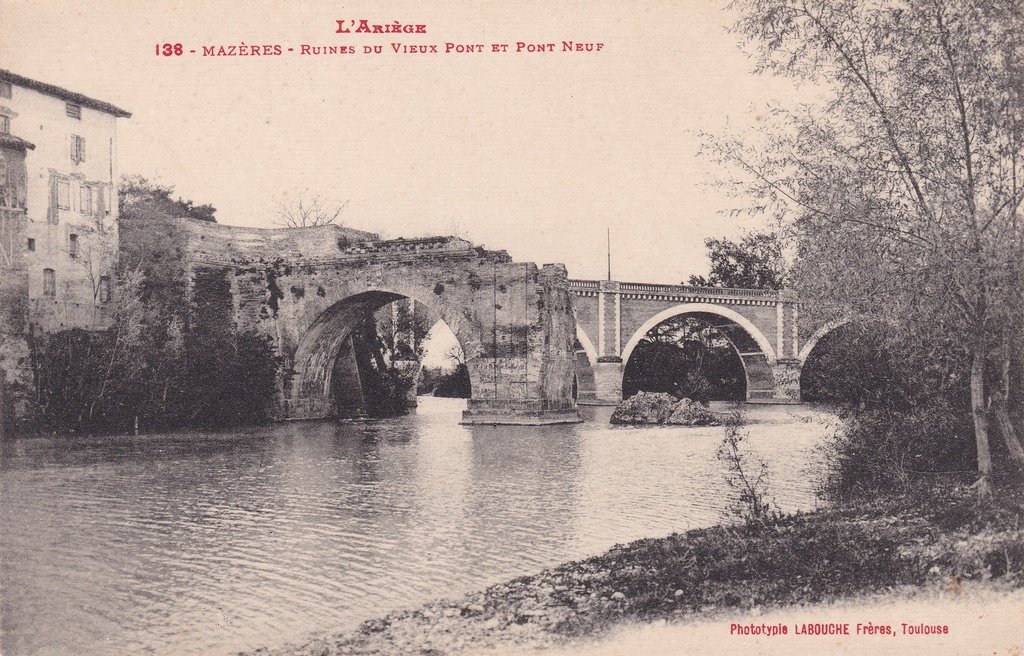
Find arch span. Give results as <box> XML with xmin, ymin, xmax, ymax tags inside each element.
<box><xmin>798</xmin><ymin>317</ymin><xmax>851</xmax><ymax>362</ymax></box>
<box><xmin>619</xmin><ymin>303</ymin><xmax>780</xmax><ymax>403</ymax></box>
<box><xmin>288</xmin><ymin>290</ymin><xmax>479</xmax><ymax>420</ymax></box>
<box><xmin>575</xmin><ymin>325</ymin><xmax>598</xmax><ymax>366</ymax></box>
<box><xmin>573</xmin><ymin>325</ymin><xmax>599</xmax><ymax>404</ymax></box>
<box><xmin>621</xmin><ymin>303</ymin><xmax>778</xmax><ymax>365</ymax></box>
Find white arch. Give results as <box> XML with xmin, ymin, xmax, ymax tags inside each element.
<box><xmin>575</xmin><ymin>325</ymin><xmax>598</xmax><ymax>366</ymax></box>
<box><xmin>620</xmin><ymin>303</ymin><xmax>778</xmax><ymax>365</ymax></box>
<box><xmin>798</xmin><ymin>317</ymin><xmax>851</xmax><ymax>361</ymax></box>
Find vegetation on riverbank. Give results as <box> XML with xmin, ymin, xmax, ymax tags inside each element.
<box><xmin>248</xmin><ymin>481</ymin><xmax>1023</xmax><ymax>656</ymax></box>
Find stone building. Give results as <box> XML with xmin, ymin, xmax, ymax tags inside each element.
<box><xmin>0</xmin><ymin>70</ymin><xmax>130</xmax><ymax>430</ymax></box>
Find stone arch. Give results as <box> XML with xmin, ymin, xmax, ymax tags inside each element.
<box><xmin>619</xmin><ymin>303</ymin><xmax>779</xmax><ymax>402</ymax></box>
<box><xmin>573</xmin><ymin>324</ymin><xmax>599</xmax><ymax>404</ymax></box>
<box><xmin>286</xmin><ymin>289</ymin><xmax>480</xmax><ymax>420</ymax></box>
<box><xmin>798</xmin><ymin>317</ymin><xmax>851</xmax><ymax>362</ymax></box>
<box><xmin>575</xmin><ymin>324</ymin><xmax>598</xmax><ymax>365</ymax></box>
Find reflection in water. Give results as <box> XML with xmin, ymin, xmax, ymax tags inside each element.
<box><xmin>0</xmin><ymin>398</ymin><xmax>834</xmax><ymax>656</ymax></box>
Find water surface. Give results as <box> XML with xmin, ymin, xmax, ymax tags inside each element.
<box><xmin>0</xmin><ymin>398</ymin><xmax>836</xmax><ymax>655</ymax></box>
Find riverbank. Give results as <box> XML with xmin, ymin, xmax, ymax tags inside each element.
<box><xmin>248</xmin><ymin>483</ymin><xmax>1024</xmax><ymax>656</ymax></box>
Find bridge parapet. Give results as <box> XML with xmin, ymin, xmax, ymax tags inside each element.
<box><xmin>569</xmin><ymin>279</ymin><xmax>781</xmax><ymax>303</ymax></box>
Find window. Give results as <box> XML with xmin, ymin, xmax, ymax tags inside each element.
<box><xmin>0</xmin><ymin>82</ymin><xmax>10</xmax><ymax>99</ymax></box>
<box><xmin>43</xmin><ymin>269</ymin><xmax>56</xmax><ymax>297</ymax></box>
<box><xmin>27</xmin><ymin>238</ymin><xmax>35</xmax><ymax>251</ymax></box>
<box><xmin>80</xmin><ymin>185</ymin><xmax>92</xmax><ymax>215</ymax></box>
<box><xmin>57</xmin><ymin>180</ymin><xmax>70</xmax><ymax>210</ymax></box>
<box><xmin>66</xmin><ymin>103</ymin><xmax>81</xmax><ymax>120</ymax></box>
<box><xmin>99</xmin><ymin>276</ymin><xmax>111</xmax><ymax>303</ymax></box>
<box><xmin>0</xmin><ymin>115</ymin><xmax>8</xmax><ymax>134</ymax></box>
<box><xmin>70</xmin><ymin>135</ymin><xmax>86</xmax><ymax>164</ymax></box>
<box><xmin>69</xmin><ymin>233</ymin><xmax>78</xmax><ymax>258</ymax></box>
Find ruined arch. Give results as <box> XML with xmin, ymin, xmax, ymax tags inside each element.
<box><xmin>287</xmin><ymin>289</ymin><xmax>481</xmax><ymax>420</ymax></box>
<box><xmin>619</xmin><ymin>303</ymin><xmax>779</xmax><ymax>402</ymax></box>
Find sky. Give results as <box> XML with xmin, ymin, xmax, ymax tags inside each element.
<box><xmin>1</xmin><ymin>0</ymin><xmax>804</xmax><ymax>285</ymax></box>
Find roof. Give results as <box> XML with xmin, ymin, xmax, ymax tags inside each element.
<box><xmin>0</xmin><ymin>69</ymin><xmax>132</xmax><ymax>118</ymax></box>
<box><xmin>0</xmin><ymin>133</ymin><xmax>36</xmax><ymax>150</ymax></box>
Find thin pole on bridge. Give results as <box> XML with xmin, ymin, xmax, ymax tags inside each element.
<box><xmin>606</xmin><ymin>227</ymin><xmax>612</xmax><ymax>281</ymax></box>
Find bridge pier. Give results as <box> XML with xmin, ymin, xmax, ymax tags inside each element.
<box><xmin>582</xmin><ymin>358</ymin><xmax>624</xmax><ymax>406</ymax></box>
<box><xmin>760</xmin><ymin>358</ymin><xmax>803</xmax><ymax>404</ymax></box>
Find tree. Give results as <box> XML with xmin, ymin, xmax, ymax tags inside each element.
<box><xmin>686</xmin><ymin>231</ymin><xmax>786</xmax><ymax>289</ymax></box>
<box><xmin>708</xmin><ymin>0</ymin><xmax>1024</xmax><ymax>497</ymax></box>
<box><xmin>119</xmin><ymin>175</ymin><xmax>217</xmax><ymax>223</ymax></box>
<box><xmin>275</xmin><ymin>193</ymin><xmax>348</xmax><ymax>228</ymax></box>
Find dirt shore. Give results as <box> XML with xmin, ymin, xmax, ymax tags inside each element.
<box><xmin>246</xmin><ymin>486</ymin><xmax>1024</xmax><ymax>656</ymax></box>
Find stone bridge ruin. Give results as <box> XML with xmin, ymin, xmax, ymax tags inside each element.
<box><xmin>124</xmin><ymin>217</ymin><xmax>580</xmax><ymax>425</ymax></box>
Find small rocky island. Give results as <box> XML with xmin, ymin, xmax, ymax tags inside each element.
<box><xmin>609</xmin><ymin>392</ymin><xmax>721</xmax><ymax>426</ymax></box>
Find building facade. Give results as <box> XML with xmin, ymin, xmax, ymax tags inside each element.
<box><xmin>0</xmin><ymin>70</ymin><xmax>130</xmax><ymax>429</ymax></box>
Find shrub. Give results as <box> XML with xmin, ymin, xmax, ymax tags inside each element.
<box><xmin>819</xmin><ymin>403</ymin><xmax>976</xmax><ymax>501</ymax></box>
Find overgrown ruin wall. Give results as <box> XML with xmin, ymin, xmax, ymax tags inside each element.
<box><xmin>130</xmin><ymin>217</ymin><xmax>580</xmax><ymax>425</ymax></box>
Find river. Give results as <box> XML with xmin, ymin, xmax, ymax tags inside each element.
<box><xmin>0</xmin><ymin>398</ymin><xmax>838</xmax><ymax>656</ymax></box>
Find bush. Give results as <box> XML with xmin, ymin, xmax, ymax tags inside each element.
<box><xmin>819</xmin><ymin>403</ymin><xmax>976</xmax><ymax>501</ymax></box>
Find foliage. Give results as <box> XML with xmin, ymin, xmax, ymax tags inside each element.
<box><xmin>801</xmin><ymin>321</ymin><xmax>970</xmax><ymax>410</ymax></box>
<box><xmin>177</xmin><ymin>268</ymin><xmax>280</xmax><ymax>428</ymax></box>
<box><xmin>375</xmin><ymin>301</ymin><xmax>432</xmax><ymax>361</ymax></box>
<box><xmin>801</xmin><ymin>319</ymin><xmax>984</xmax><ymax>498</ymax></box>
<box><xmin>820</xmin><ymin>405</ymin><xmax>977</xmax><ymax>502</ymax></box>
<box><xmin>418</xmin><ymin>364</ymin><xmax>471</xmax><ymax>398</ymax></box>
<box><xmin>717</xmin><ymin>415</ymin><xmax>781</xmax><ymax>523</ymax></box>
<box><xmin>345</xmin><ymin>315</ymin><xmax>416</xmax><ymax>418</ymax></box>
<box><xmin>707</xmin><ymin>0</ymin><xmax>1024</xmax><ymax>496</ymax></box>
<box><xmin>31</xmin><ymin>266</ymin><xmax>280</xmax><ymax>433</ymax></box>
<box><xmin>623</xmin><ymin>316</ymin><xmax>745</xmax><ymax>402</ymax></box>
<box><xmin>686</xmin><ymin>231</ymin><xmax>785</xmax><ymax>289</ymax></box>
<box><xmin>31</xmin><ymin>183</ymin><xmax>282</xmax><ymax>435</ymax></box>
<box><xmin>119</xmin><ymin>175</ymin><xmax>217</xmax><ymax>223</ymax></box>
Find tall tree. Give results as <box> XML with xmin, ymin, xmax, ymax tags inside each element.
<box><xmin>119</xmin><ymin>175</ymin><xmax>217</xmax><ymax>224</ymax></box>
<box><xmin>707</xmin><ymin>0</ymin><xmax>1024</xmax><ymax>497</ymax></box>
<box><xmin>686</xmin><ymin>231</ymin><xmax>786</xmax><ymax>289</ymax></box>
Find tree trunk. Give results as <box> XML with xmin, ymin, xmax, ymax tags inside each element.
<box><xmin>991</xmin><ymin>354</ymin><xmax>1024</xmax><ymax>467</ymax></box>
<box><xmin>991</xmin><ymin>401</ymin><xmax>1024</xmax><ymax>466</ymax></box>
<box><xmin>970</xmin><ymin>341</ymin><xmax>993</xmax><ymax>499</ymax></box>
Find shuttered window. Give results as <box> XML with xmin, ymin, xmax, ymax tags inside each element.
<box><xmin>70</xmin><ymin>135</ymin><xmax>86</xmax><ymax>164</ymax></box>
<box><xmin>57</xmin><ymin>180</ymin><xmax>70</xmax><ymax>210</ymax></box>
<box><xmin>43</xmin><ymin>269</ymin><xmax>56</xmax><ymax>296</ymax></box>
<box><xmin>80</xmin><ymin>185</ymin><xmax>92</xmax><ymax>215</ymax></box>
<box><xmin>66</xmin><ymin>103</ymin><xmax>81</xmax><ymax>119</ymax></box>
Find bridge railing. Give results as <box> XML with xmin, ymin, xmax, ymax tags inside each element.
<box><xmin>568</xmin><ymin>279</ymin><xmax>779</xmax><ymax>300</ymax></box>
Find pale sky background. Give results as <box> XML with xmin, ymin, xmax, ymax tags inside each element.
<box><xmin>1</xmin><ymin>0</ymin><xmax>806</xmax><ymax>287</ymax></box>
